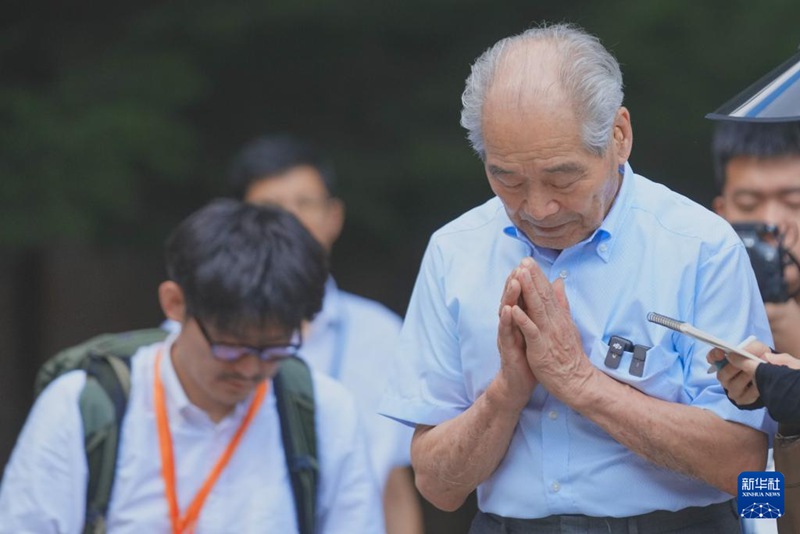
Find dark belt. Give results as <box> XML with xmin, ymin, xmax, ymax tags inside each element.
<box><xmin>469</xmin><ymin>500</ymin><xmax>740</xmax><ymax>533</ymax></box>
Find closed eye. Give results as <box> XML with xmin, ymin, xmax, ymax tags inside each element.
<box><xmin>487</xmin><ymin>166</ymin><xmax>524</xmax><ymax>189</ymax></box>
<box><xmin>780</xmin><ymin>189</ymin><xmax>800</xmax><ymax>209</ymax></box>
<box><xmin>550</xmin><ymin>178</ymin><xmax>580</xmax><ymax>190</ymax></box>
<box><xmin>543</xmin><ymin>163</ymin><xmax>586</xmax><ymax>190</ymax></box>
<box><xmin>731</xmin><ymin>192</ymin><xmax>763</xmax><ymax>212</ymax></box>
<box><xmin>498</xmin><ymin>179</ymin><xmax>523</xmax><ymax>189</ymax></box>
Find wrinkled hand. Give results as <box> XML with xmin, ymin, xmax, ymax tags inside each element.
<box><xmin>706</xmin><ymin>340</ymin><xmax>770</xmax><ymax>406</ymax></box>
<box><xmin>766</xmin><ymin>298</ymin><xmax>800</xmax><ymax>355</ymax></box>
<box><xmin>509</xmin><ymin>257</ymin><xmax>593</xmax><ymax>405</ymax></box>
<box><xmin>493</xmin><ymin>264</ymin><xmax>538</xmax><ymax>412</ymax></box>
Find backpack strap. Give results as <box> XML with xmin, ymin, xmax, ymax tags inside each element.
<box><xmin>273</xmin><ymin>356</ymin><xmax>318</xmax><ymax>534</ymax></box>
<box><xmin>77</xmin><ymin>328</ymin><xmax>167</xmax><ymax>534</ymax></box>
<box><xmin>80</xmin><ymin>355</ymin><xmax>132</xmax><ymax>534</ymax></box>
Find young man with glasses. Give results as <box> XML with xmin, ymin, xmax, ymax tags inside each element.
<box><xmin>0</xmin><ymin>199</ymin><xmax>383</xmax><ymax>533</ymax></box>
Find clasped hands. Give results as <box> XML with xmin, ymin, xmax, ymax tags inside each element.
<box><xmin>494</xmin><ymin>257</ymin><xmax>593</xmax><ymax>411</ymax></box>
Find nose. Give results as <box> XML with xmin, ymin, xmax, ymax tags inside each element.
<box><xmin>762</xmin><ymin>200</ymin><xmax>790</xmax><ymax>227</ymax></box>
<box><xmin>523</xmin><ymin>190</ymin><xmax>559</xmax><ymax>221</ymax></box>
<box><xmin>232</xmin><ymin>352</ymin><xmax>262</xmax><ymax>378</ymax></box>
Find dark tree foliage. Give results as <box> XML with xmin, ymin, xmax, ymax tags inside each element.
<box><xmin>1</xmin><ymin>0</ymin><xmax>799</xmax><ymax>308</ymax></box>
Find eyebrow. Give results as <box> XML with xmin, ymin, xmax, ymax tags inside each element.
<box><xmin>487</xmin><ymin>165</ymin><xmax>513</xmax><ymax>176</ymax></box>
<box><xmin>542</xmin><ymin>162</ymin><xmax>586</xmax><ymax>174</ymax></box>
<box><xmin>487</xmin><ymin>162</ymin><xmax>587</xmax><ymax>178</ymax></box>
<box><xmin>731</xmin><ymin>189</ymin><xmax>763</xmax><ymax>196</ymax></box>
<box><xmin>732</xmin><ymin>187</ymin><xmax>800</xmax><ymax>196</ymax></box>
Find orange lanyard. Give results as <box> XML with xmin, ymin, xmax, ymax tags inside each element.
<box><xmin>154</xmin><ymin>350</ymin><xmax>267</xmax><ymax>534</ymax></box>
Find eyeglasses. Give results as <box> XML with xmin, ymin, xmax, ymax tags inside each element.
<box><xmin>195</xmin><ymin>317</ymin><xmax>302</xmax><ymax>363</ymax></box>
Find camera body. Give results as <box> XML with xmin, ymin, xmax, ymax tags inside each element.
<box><xmin>732</xmin><ymin>222</ymin><xmax>789</xmax><ymax>303</ymax></box>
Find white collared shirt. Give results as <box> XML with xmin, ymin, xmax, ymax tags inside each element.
<box><xmin>162</xmin><ymin>283</ymin><xmax>414</xmax><ymax>494</ymax></box>
<box><xmin>0</xmin><ymin>337</ymin><xmax>384</xmax><ymax>533</ymax></box>
<box><xmin>300</xmin><ymin>278</ymin><xmax>413</xmax><ymax>490</ymax></box>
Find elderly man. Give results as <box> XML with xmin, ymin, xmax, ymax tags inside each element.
<box><xmin>380</xmin><ymin>23</ymin><xmax>775</xmax><ymax>533</ymax></box>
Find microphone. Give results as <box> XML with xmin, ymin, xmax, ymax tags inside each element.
<box><xmin>646</xmin><ymin>312</ymin><xmax>762</xmax><ymax>373</ymax></box>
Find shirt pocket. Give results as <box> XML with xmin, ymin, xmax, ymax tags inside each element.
<box><xmin>587</xmin><ymin>337</ymin><xmax>689</xmax><ymax>403</ymax></box>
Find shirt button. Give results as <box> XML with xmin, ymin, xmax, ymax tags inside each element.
<box><xmin>548</xmin><ymin>410</ymin><xmax>558</xmax><ymax>420</ymax></box>
<box><xmin>551</xmin><ymin>481</ymin><xmax>561</xmax><ymax>492</ymax></box>
<box><xmin>598</xmin><ymin>243</ymin><xmax>608</xmax><ymax>253</ymax></box>
<box><xmin>558</xmin><ymin>270</ymin><xmax>568</xmax><ymax>279</ymax></box>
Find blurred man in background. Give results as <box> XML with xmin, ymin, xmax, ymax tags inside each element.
<box><xmin>712</xmin><ymin>120</ymin><xmax>800</xmax><ymax>356</ymax></box>
<box><xmin>228</xmin><ymin>135</ymin><xmax>423</xmax><ymax>534</ymax></box>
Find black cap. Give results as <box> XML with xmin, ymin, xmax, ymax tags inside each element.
<box><xmin>707</xmin><ymin>49</ymin><xmax>800</xmax><ymax>122</ymax></box>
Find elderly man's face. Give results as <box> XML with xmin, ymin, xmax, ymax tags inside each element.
<box><xmin>482</xmin><ymin>101</ymin><xmax>632</xmax><ymax>250</ymax></box>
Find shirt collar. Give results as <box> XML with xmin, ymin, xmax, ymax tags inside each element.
<box><xmin>502</xmin><ymin>162</ymin><xmax>635</xmax><ymax>263</ymax></box>
<box><xmin>593</xmin><ymin>161</ymin><xmax>634</xmax><ymax>259</ymax></box>
<box><xmin>311</xmin><ymin>276</ymin><xmax>342</xmax><ymax>329</ymax></box>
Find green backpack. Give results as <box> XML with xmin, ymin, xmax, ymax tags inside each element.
<box><xmin>34</xmin><ymin>328</ymin><xmax>318</xmax><ymax>534</ymax></box>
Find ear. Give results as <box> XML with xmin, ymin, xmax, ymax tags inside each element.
<box><xmin>158</xmin><ymin>281</ymin><xmax>186</xmax><ymax>322</ymax></box>
<box><xmin>612</xmin><ymin>107</ymin><xmax>633</xmax><ymax>165</ymax></box>
<box><xmin>712</xmin><ymin>195</ymin><xmax>726</xmax><ymax>217</ymax></box>
<box><xmin>321</xmin><ymin>197</ymin><xmax>345</xmax><ymax>250</ymax></box>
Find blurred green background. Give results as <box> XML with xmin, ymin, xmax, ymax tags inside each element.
<box><xmin>1</xmin><ymin>0</ymin><xmax>799</xmax><ymax>529</ymax></box>
<box><xmin>6</xmin><ymin>1</ymin><xmax>800</xmax><ymax>254</ymax></box>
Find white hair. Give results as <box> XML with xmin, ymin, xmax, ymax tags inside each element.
<box><xmin>460</xmin><ymin>23</ymin><xmax>624</xmax><ymax>159</ymax></box>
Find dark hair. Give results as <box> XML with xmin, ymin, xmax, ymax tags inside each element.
<box><xmin>712</xmin><ymin>121</ymin><xmax>800</xmax><ymax>191</ymax></box>
<box><xmin>227</xmin><ymin>134</ymin><xmax>336</xmax><ymax>199</ymax></box>
<box><xmin>165</xmin><ymin>198</ymin><xmax>327</xmax><ymax>332</ymax></box>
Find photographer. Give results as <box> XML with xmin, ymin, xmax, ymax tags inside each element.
<box><xmin>712</xmin><ymin>120</ymin><xmax>800</xmax><ymax>534</ymax></box>
<box><xmin>712</xmin><ymin>120</ymin><xmax>800</xmax><ymax>356</ymax></box>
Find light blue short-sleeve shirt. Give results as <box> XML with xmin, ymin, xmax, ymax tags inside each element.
<box><xmin>380</xmin><ymin>164</ymin><xmax>776</xmax><ymax>518</ymax></box>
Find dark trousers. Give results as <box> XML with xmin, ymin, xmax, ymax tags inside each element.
<box><xmin>468</xmin><ymin>500</ymin><xmax>740</xmax><ymax>533</ymax></box>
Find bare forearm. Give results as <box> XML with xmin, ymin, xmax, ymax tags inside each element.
<box><xmin>573</xmin><ymin>371</ymin><xmax>767</xmax><ymax>495</ymax></box>
<box><xmin>383</xmin><ymin>467</ymin><xmax>424</xmax><ymax>534</ymax></box>
<box><xmin>411</xmin><ymin>382</ymin><xmax>523</xmax><ymax>511</ymax></box>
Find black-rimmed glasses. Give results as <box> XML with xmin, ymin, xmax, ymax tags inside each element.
<box><xmin>195</xmin><ymin>317</ymin><xmax>302</xmax><ymax>363</ymax></box>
